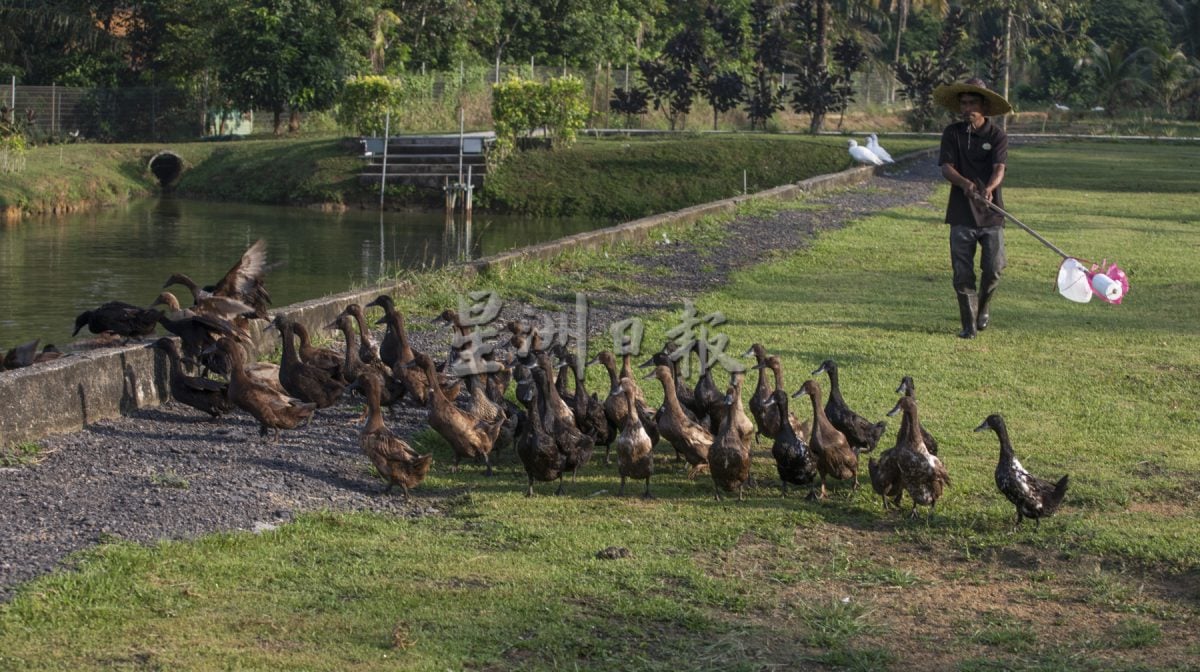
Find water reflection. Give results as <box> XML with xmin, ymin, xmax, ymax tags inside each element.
<box><xmin>0</xmin><ymin>198</ymin><xmax>610</xmax><ymax>347</ymax></box>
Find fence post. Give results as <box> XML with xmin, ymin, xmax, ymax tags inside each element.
<box><xmin>9</xmin><ymin>76</ymin><xmax>14</xmax><ymax>122</ymax></box>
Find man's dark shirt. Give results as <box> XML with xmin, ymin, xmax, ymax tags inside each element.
<box><xmin>939</xmin><ymin>118</ymin><xmax>1008</xmax><ymax>227</ymax></box>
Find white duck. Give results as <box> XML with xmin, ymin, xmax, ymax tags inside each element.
<box><xmin>847</xmin><ymin>139</ymin><xmax>883</xmax><ymax>166</ymax></box>
<box><xmin>867</xmin><ymin>134</ymin><xmax>894</xmax><ymax>163</ymax></box>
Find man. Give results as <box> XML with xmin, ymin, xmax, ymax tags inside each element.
<box><xmin>933</xmin><ymin>77</ymin><xmax>1013</xmax><ymax>339</ymax></box>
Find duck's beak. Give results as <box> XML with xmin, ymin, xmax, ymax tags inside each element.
<box><xmin>894</xmin><ymin>381</ymin><xmax>906</xmax><ymax>394</ymax></box>
<box><xmin>638</xmin><ymin>356</ymin><xmax>655</xmax><ymax>368</ymax></box>
<box><xmin>810</xmin><ymin>362</ymin><xmax>828</xmax><ymax>376</ymax></box>
<box><xmin>642</xmin><ymin>369</ymin><xmax>657</xmax><ymax>380</ymax></box>
<box><xmin>885</xmin><ymin>399</ymin><xmax>903</xmax><ymax>417</ymax></box>
<box><xmin>585</xmin><ymin>355</ymin><xmax>598</xmax><ymax>366</ymax></box>
<box><xmin>790</xmin><ymin>386</ymin><xmax>805</xmax><ymax>399</ymax></box>
<box><xmin>973</xmin><ymin>419</ymin><xmax>990</xmax><ymax>432</ymax></box>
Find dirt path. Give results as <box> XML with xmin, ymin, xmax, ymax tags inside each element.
<box><xmin>0</xmin><ymin>161</ymin><xmax>943</xmax><ymax>601</ymax></box>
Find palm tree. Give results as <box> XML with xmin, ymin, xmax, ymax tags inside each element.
<box><xmin>1087</xmin><ymin>40</ymin><xmax>1151</xmax><ymax>116</ymax></box>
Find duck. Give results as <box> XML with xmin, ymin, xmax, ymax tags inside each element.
<box><xmin>708</xmin><ymin>386</ymin><xmax>753</xmax><ymax>501</ymax></box>
<box><xmin>513</xmin><ymin>366</ymin><xmax>565</xmax><ymax>496</ymax></box>
<box><xmin>364</xmin><ymin>294</ymin><xmax>403</xmax><ymax>369</ymax></box>
<box><xmin>163</xmin><ymin>238</ymin><xmax>271</xmax><ymax>318</ymax></box>
<box><xmin>530</xmin><ymin>359</ymin><xmax>594</xmax><ymax>489</ymax></box>
<box><xmin>692</xmin><ymin>345</ymin><xmax>726</xmax><ymax>435</ymax></box>
<box><xmin>339</xmin><ymin>303</ymin><xmax>381</xmax><ymax>365</ymax></box>
<box><xmin>3</xmin><ymin>339</ymin><xmax>64</xmax><ymax>370</ymax></box>
<box><xmin>792</xmin><ymin>379</ymin><xmax>858</xmax><ymax>500</ymax></box>
<box><xmin>645</xmin><ymin>364</ymin><xmax>711</xmax><ymax>478</ymax></box>
<box><xmin>211</xmin><ymin>337</ymin><xmax>316</xmax><ymax>441</ymax></box>
<box><xmin>886</xmin><ymin>396</ymin><xmax>950</xmax><ymax>519</ymax></box>
<box><xmin>745</xmin><ymin>344</ymin><xmax>776</xmax><ymax>442</ymax></box>
<box><xmin>411</xmin><ymin>351</ymin><xmax>502</xmax><ymax>475</ymax></box>
<box><xmin>329</xmin><ymin>314</ymin><xmax>402</xmax><ymax>406</ymax></box>
<box><xmin>73</xmin><ymin>301</ymin><xmax>160</xmax><ymax>339</ymax></box>
<box><xmin>728</xmin><ymin>372</ymin><xmax>757</xmax><ymax>447</ymax></box>
<box><xmin>156</xmin><ymin>310</ymin><xmax>245</xmax><ymax>376</ymax></box>
<box><xmin>151</xmin><ymin>337</ymin><xmax>233</xmax><ymax>419</ymax></box>
<box><xmin>152</xmin><ymin>291</ymin><xmax>255</xmax><ymax>325</ymax></box>
<box><xmin>292</xmin><ymin>321</ymin><xmax>345</xmax><ymax>382</ymax></box>
<box><xmin>565</xmin><ymin>352</ymin><xmax>613</xmax><ymax>450</ymax></box>
<box><xmin>593</xmin><ymin>350</ymin><xmax>659</xmax><ymax>464</ymax></box>
<box><xmin>974</xmin><ymin>414</ymin><xmax>1069</xmax><ymax>530</ymax></box>
<box><xmin>642</xmin><ymin>341</ymin><xmax>700</xmax><ymax>420</ymax></box>
<box><xmin>811</xmin><ymin>359</ymin><xmax>886</xmax><ymax>455</ymax></box>
<box><xmin>896</xmin><ymin>375</ymin><xmax>938</xmax><ymax>456</ymax></box>
<box><xmin>272</xmin><ymin>316</ymin><xmax>346</xmax><ymax>408</ymax></box>
<box><xmin>369</xmin><ymin>306</ymin><xmax>437</xmax><ymax>406</ymax></box>
<box><xmin>639</xmin><ymin>349</ymin><xmax>702</xmax><ymax>462</ymax></box>
<box><xmin>352</xmin><ymin>372</ymin><xmax>433</xmax><ymax>499</ymax></box>
<box><xmin>766</xmin><ymin>355</ymin><xmax>810</xmax><ymax>441</ymax></box>
<box><xmin>868</xmin><ymin>433</ymin><xmax>905</xmax><ymax>513</ymax></box>
<box><xmin>614</xmin><ymin>378</ymin><xmax>654</xmax><ymax>498</ymax></box>
<box><xmin>764</xmin><ymin>389</ymin><xmax>817</xmax><ymax>497</ymax></box>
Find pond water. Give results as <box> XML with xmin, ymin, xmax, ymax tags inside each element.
<box><xmin>0</xmin><ymin>198</ymin><xmax>612</xmax><ymax>348</ymax></box>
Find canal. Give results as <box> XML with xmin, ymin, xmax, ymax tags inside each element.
<box><xmin>0</xmin><ymin>198</ymin><xmax>612</xmax><ymax>348</ymax></box>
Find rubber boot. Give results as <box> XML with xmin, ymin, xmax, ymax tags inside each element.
<box><xmin>976</xmin><ymin>290</ymin><xmax>994</xmax><ymax>331</ymax></box>
<box><xmin>957</xmin><ymin>294</ymin><xmax>978</xmax><ymax>339</ymax></box>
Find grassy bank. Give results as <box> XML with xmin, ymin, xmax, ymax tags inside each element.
<box><xmin>1</xmin><ymin>140</ymin><xmax>1197</xmax><ymax>670</ymax></box>
<box><xmin>1</xmin><ymin>133</ymin><xmax>931</xmax><ymax>219</ymax></box>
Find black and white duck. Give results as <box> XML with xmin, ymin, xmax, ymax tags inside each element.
<box><xmin>886</xmin><ymin>396</ymin><xmax>950</xmax><ymax>519</ymax></box>
<box><xmin>896</xmin><ymin>375</ymin><xmax>938</xmax><ymax>456</ymax></box>
<box><xmin>764</xmin><ymin>389</ymin><xmax>816</xmax><ymax>497</ymax></box>
<box><xmin>974</xmin><ymin>414</ymin><xmax>1069</xmax><ymax>530</ymax></box>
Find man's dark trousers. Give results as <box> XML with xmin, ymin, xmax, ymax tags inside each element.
<box><xmin>950</xmin><ymin>224</ymin><xmax>1005</xmax><ymax>336</ymax></box>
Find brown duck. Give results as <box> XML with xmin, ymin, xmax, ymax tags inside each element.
<box><xmin>163</xmin><ymin>238</ymin><xmax>271</xmax><ymax>318</ymax></box>
<box><xmin>745</xmin><ymin>343</ymin><xmax>775</xmax><ymax>442</ymax></box>
<box><xmin>273</xmin><ymin>316</ymin><xmax>346</xmax><ymax>408</ymax></box>
<box><xmin>292</xmin><ymin>321</ymin><xmax>344</xmax><ymax>382</ymax></box>
<box><xmin>614</xmin><ymin>378</ymin><xmax>654</xmax><ymax>498</ymax></box>
<box><xmin>645</xmin><ymin>364</ymin><xmax>711</xmax><ymax>479</ymax></box>
<box><xmin>212</xmin><ymin>337</ymin><xmax>316</xmax><ymax>441</ymax></box>
<box><xmin>514</xmin><ymin>367</ymin><xmax>565</xmax><ymax>496</ymax></box>
<box><xmin>792</xmin><ymin>379</ymin><xmax>858</xmax><ymax>500</ymax></box>
<box><xmin>811</xmin><ymin>359</ymin><xmax>886</xmax><ymax>455</ymax></box>
<box><xmin>708</xmin><ymin>386</ymin><xmax>753</xmax><ymax>501</ymax></box>
<box><xmin>594</xmin><ymin>350</ymin><xmax>659</xmax><ymax>464</ymax></box>
<box><xmin>412</xmin><ymin>351</ymin><xmax>502</xmax><ymax>475</ymax></box>
<box><xmin>353</xmin><ymin>372</ymin><xmax>433</xmax><ymax>499</ymax></box>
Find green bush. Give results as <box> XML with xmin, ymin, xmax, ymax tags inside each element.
<box><xmin>335</xmin><ymin>75</ymin><xmax>402</xmax><ymax>136</ymax></box>
<box><xmin>491</xmin><ymin>75</ymin><xmax>588</xmax><ymax>161</ymax></box>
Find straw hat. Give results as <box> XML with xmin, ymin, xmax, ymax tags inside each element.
<box><xmin>933</xmin><ymin>77</ymin><xmax>1013</xmax><ymax>116</ymax></box>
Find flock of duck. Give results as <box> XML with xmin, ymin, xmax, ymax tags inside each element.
<box><xmin>7</xmin><ymin>240</ymin><xmax>1069</xmax><ymax>529</ymax></box>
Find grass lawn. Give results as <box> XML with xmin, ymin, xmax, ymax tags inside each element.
<box><xmin>1</xmin><ymin>140</ymin><xmax>1197</xmax><ymax>671</ymax></box>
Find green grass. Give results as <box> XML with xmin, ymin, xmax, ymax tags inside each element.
<box><xmin>0</xmin><ymin>442</ymin><xmax>48</xmax><ymax>467</ymax></box>
<box><xmin>481</xmin><ymin>134</ymin><xmax>933</xmax><ymax>219</ymax></box>
<box><xmin>1</xmin><ymin>140</ymin><xmax>1198</xmax><ymax>670</ymax></box>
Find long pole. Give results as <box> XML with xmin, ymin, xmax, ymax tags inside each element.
<box><xmin>981</xmin><ymin>200</ymin><xmax>1070</xmax><ymax>260</ymax></box>
<box><xmin>379</xmin><ymin>111</ymin><xmax>390</xmax><ymax>208</ymax></box>
<box><xmin>10</xmin><ymin>76</ymin><xmax>15</xmax><ymax>122</ymax></box>
<box><xmin>458</xmin><ymin>107</ymin><xmax>464</xmax><ymax>184</ymax></box>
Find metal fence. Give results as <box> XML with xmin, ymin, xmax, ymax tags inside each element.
<box><xmin>2</xmin><ymin>64</ymin><xmax>905</xmax><ymax>142</ymax></box>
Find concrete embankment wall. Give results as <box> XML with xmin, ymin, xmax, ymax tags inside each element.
<box><xmin>0</xmin><ymin>150</ymin><xmax>934</xmax><ymax>446</ymax></box>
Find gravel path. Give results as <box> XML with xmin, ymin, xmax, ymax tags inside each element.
<box><xmin>0</xmin><ymin>159</ymin><xmax>942</xmax><ymax>601</ymax></box>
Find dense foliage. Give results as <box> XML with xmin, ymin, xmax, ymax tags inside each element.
<box><xmin>0</xmin><ymin>0</ymin><xmax>1197</xmax><ymax>140</ymax></box>
<box><xmin>491</xmin><ymin>75</ymin><xmax>588</xmax><ymax>158</ymax></box>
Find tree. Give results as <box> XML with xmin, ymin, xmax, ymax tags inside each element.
<box><xmin>744</xmin><ymin>0</ymin><xmax>786</xmax><ymax>130</ymax></box>
<box><xmin>1086</xmin><ymin>39</ymin><xmax>1151</xmax><ymax>115</ymax></box>
<box><xmin>893</xmin><ymin>6</ymin><xmax>968</xmax><ymax>130</ymax></box>
<box><xmin>213</xmin><ymin>0</ymin><xmax>361</xmax><ymax>134</ymax></box>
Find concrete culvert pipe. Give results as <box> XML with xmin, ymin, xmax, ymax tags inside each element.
<box><xmin>148</xmin><ymin>151</ymin><xmax>184</xmax><ymax>189</ymax></box>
